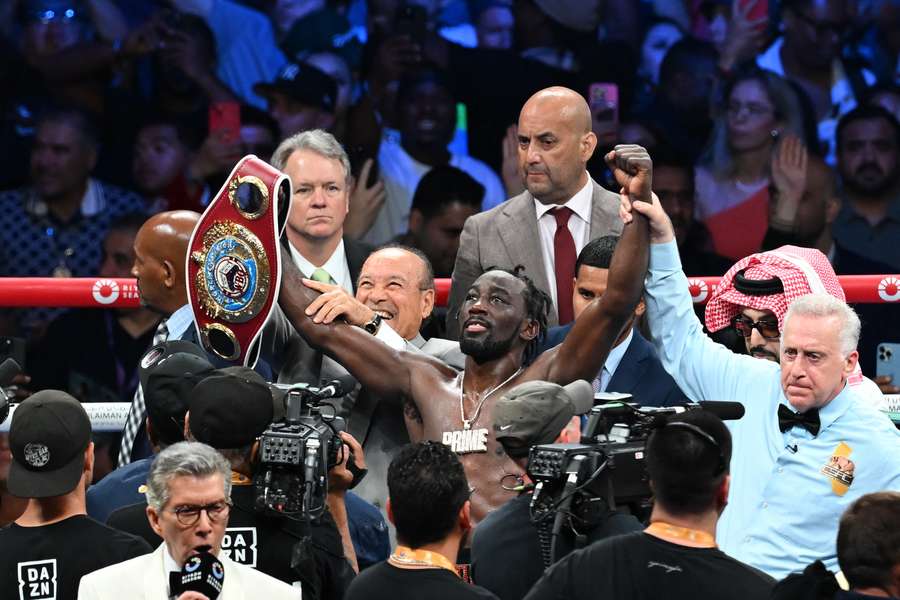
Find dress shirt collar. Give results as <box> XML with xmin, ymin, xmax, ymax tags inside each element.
<box><xmin>289</xmin><ymin>238</ymin><xmax>349</xmax><ymax>282</ymax></box>
<box><xmin>166</xmin><ymin>304</ymin><xmax>195</xmax><ymax>340</ymax></box>
<box><xmin>817</xmin><ymin>380</ymin><xmax>856</xmax><ymax>433</ymax></box>
<box><xmin>409</xmin><ymin>333</ymin><xmax>427</xmax><ymax>348</ymax></box>
<box><xmin>533</xmin><ymin>174</ymin><xmax>593</xmax><ymax>223</ymax></box>
<box><xmin>25</xmin><ymin>178</ymin><xmax>104</xmax><ymax>220</ymax></box>
<box><xmin>835</xmin><ymin>192</ymin><xmax>900</xmax><ymax>226</ymax></box>
<box><xmin>603</xmin><ymin>326</ymin><xmax>633</xmax><ymax>380</ymax></box>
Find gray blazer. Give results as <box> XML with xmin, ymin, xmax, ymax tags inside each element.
<box><xmin>445</xmin><ymin>179</ymin><xmax>623</xmax><ymax>338</ymax></box>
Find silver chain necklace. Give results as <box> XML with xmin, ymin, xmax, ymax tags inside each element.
<box><xmin>458</xmin><ymin>367</ymin><xmax>524</xmax><ymax>430</ymax></box>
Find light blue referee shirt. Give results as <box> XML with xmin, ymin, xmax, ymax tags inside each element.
<box><xmin>644</xmin><ymin>240</ymin><xmax>900</xmax><ymax>580</ymax></box>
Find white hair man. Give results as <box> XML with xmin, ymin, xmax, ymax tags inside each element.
<box><xmin>620</xmin><ymin>191</ymin><xmax>900</xmax><ymax>580</ymax></box>
<box><xmin>78</xmin><ymin>442</ymin><xmax>301</xmax><ymax>599</ymax></box>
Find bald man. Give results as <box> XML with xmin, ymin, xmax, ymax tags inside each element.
<box><xmin>446</xmin><ymin>87</ymin><xmax>624</xmax><ymax>337</ymax></box>
<box><xmin>118</xmin><ymin>210</ymin><xmax>201</xmax><ymax>464</ymax></box>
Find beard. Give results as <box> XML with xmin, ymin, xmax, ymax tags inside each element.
<box><xmin>843</xmin><ymin>164</ymin><xmax>899</xmax><ymax>196</ymax></box>
<box><xmin>460</xmin><ymin>327</ymin><xmax>520</xmax><ymax>364</ymax></box>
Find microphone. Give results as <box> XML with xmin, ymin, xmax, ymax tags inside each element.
<box><xmin>170</xmin><ymin>552</ymin><xmax>225</xmax><ymax>599</ymax></box>
<box><xmin>696</xmin><ymin>401</ymin><xmax>745</xmax><ymax>421</ymax></box>
<box><xmin>786</xmin><ymin>444</ymin><xmax>798</xmax><ymax>454</ymax></box>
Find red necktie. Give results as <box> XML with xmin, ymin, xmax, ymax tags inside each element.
<box><xmin>551</xmin><ymin>206</ymin><xmax>576</xmax><ymax>324</ymax></box>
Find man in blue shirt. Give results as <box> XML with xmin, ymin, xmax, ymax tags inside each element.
<box><xmin>620</xmin><ymin>191</ymin><xmax>900</xmax><ymax>579</ymax></box>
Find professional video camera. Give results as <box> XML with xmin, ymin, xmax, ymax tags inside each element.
<box><xmin>253</xmin><ymin>379</ymin><xmax>349</xmax><ymax>522</ymax></box>
<box><xmin>527</xmin><ymin>394</ymin><xmax>744</xmax><ymax>567</ymax></box>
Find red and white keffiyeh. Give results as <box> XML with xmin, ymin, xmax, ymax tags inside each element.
<box><xmin>704</xmin><ymin>245</ymin><xmax>844</xmax><ymax>333</ymax></box>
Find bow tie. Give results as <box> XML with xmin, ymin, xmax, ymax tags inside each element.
<box><xmin>778</xmin><ymin>404</ymin><xmax>821</xmax><ymax>436</ymax></box>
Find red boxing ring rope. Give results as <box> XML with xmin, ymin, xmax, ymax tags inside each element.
<box><xmin>0</xmin><ymin>275</ymin><xmax>898</xmax><ymax>309</ymax></box>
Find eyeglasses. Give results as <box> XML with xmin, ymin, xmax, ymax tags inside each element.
<box><xmin>732</xmin><ymin>315</ymin><xmax>780</xmax><ymax>340</ymax></box>
<box><xmin>168</xmin><ymin>500</ymin><xmax>231</xmax><ymax>527</ymax></box>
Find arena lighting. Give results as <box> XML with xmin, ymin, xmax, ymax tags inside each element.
<box><xmin>0</xmin><ymin>275</ymin><xmax>898</xmax><ymax>309</ymax></box>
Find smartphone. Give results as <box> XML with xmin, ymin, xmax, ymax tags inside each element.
<box><xmin>209</xmin><ymin>101</ymin><xmax>241</xmax><ymax>145</ymax></box>
<box><xmin>589</xmin><ymin>83</ymin><xmax>619</xmax><ymax>146</ymax></box>
<box><xmin>877</xmin><ymin>343</ymin><xmax>900</xmax><ymax>385</ymax></box>
<box><xmin>739</xmin><ymin>0</ymin><xmax>768</xmax><ymax>29</ymax></box>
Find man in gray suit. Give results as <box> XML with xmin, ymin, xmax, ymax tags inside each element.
<box><xmin>447</xmin><ymin>86</ymin><xmax>623</xmax><ymax>338</ymax></box>
<box><xmin>302</xmin><ymin>245</ymin><xmax>464</xmax><ymax>516</ymax></box>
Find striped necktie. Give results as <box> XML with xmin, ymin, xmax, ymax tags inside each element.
<box><xmin>117</xmin><ymin>319</ymin><xmax>169</xmax><ymax>466</ymax></box>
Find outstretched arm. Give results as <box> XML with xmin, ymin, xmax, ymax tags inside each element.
<box><xmin>278</xmin><ymin>251</ymin><xmax>446</xmax><ymax>399</ymax></box>
<box><xmin>532</xmin><ymin>145</ymin><xmax>651</xmax><ymax>384</ymax></box>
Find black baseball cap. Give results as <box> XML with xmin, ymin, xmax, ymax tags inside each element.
<box><xmin>493</xmin><ymin>380</ymin><xmax>594</xmax><ymax>457</ymax></box>
<box><xmin>140</xmin><ymin>341</ymin><xmax>215</xmax><ymax>445</ymax></box>
<box><xmin>188</xmin><ymin>367</ymin><xmax>274</xmax><ymax>449</ymax></box>
<box><xmin>253</xmin><ymin>62</ymin><xmax>337</xmax><ymax>113</ymax></box>
<box><xmin>9</xmin><ymin>390</ymin><xmax>91</xmax><ymax>498</ymax></box>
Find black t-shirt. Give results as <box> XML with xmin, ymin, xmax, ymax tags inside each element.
<box><xmin>471</xmin><ymin>492</ymin><xmax>643</xmax><ymax>600</ymax></box>
<box><xmin>523</xmin><ymin>532</ymin><xmax>775</xmax><ymax>600</ymax></box>
<box><xmin>0</xmin><ymin>515</ymin><xmax>152</xmax><ymax>600</ymax></box>
<box><xmin>345</xmin><ymin>561</ymin><xmax>499</xmax><ymax>600</ymax></box>
<box><xmin>106</xmin><ymin>485</ymin><xmax>354</xmax><ymax>600</ymax></box>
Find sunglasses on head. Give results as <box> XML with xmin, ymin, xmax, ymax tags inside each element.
<box><xmin>732</xmin><ymin>314</ymin><xmax>779</xmax><ymax>340</ymax></box>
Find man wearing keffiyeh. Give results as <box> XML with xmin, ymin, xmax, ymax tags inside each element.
<box><xmin>703</xmin><ymin>245</ymin><xmax>885</xmax><ymax>409</ymax></box>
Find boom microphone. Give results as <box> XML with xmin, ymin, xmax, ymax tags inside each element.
<box><xmin>170</xmin><ymin>552</ymin><xmax>225</xmax><ymax>599</ymax></box>
<box><xmin>697</xmin><ymin>401</ymin><xmax>745</xmax><ymax>421</ymax></box>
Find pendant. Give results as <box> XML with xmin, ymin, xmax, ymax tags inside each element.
<box><xmin>442</xmin><ymin>428</ymin><xmax>489</xmax><ymax>454</ymax></box>
<box><xmin>53</xmin><ymin>265</ymin><xmax>72</xmax><ymax>278</ymax></box>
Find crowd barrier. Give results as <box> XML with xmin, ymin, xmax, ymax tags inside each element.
<box><xmin>0</xmin><ymin>275</ymin><xmax>899</xmax><ymax>309</ymax></box>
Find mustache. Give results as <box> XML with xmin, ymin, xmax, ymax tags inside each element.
<box><xmin>748</xmin><ymin>346</ymin><xmax>779</xmax><ymax>360</ymax></box>
<box><xmin>854</xmin><ymin>162</ymin><xmax>885</xmax><ymax>176</ymax></box>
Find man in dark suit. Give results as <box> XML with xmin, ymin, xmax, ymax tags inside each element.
<box><xmin>535</xmin><ymin>236</ymin><xmax>686</xmax><ymax>407</ymax></box>
<box><xmin>447</xmin><ymin>86</ymin><xmax>623</xmax><ymax>338</ymax></box>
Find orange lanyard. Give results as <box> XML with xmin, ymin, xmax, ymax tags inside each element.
<box><xmin>645</xmin><ymin>521</ymin><xmax>717</xmax><ymax>548</ymax></box>
<box><xmin>388</xmin><ymin>546</ymin><xmax>459</xmax><ymax>576</ymax></box>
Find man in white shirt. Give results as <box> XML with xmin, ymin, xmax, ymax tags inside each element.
<box><xmin>446</xmin><ymin>86</ymin><xmax>623</xmax><ymax>338</ymax></box>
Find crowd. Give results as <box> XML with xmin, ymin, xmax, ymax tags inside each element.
<box><xmin>0</xmin><ymin>0</ymin><xmax>899</xmax><ymax>598</ymax></box>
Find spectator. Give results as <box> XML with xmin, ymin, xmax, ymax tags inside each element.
<box><xmin>238</xmin><ymin>103</ymin><xmax>280</xmax><ymax>159</ymax></box>
<box><xmin>344</xmin><ymin>441</ymin><xmax>498</xmax><ymax>600</ymax></box>
<box><xmin>0</xmin><ymin>392</ymin><xmax>152</xmax><ymax>598</ymax></box>
<box><xmin>78</xmin><ymin>442</ymin><xmax>301</xmax><ymax>599</ymax></box>
<box><xmin>695</xmin><ymin>69</ymin><xmax>832</xmax><ymax>260</ymax></box>
<box><xmin>643</xmin><ymin>37</ymin><xmax>719</xmax><ymax>164</ymax></box>
<box><xmin>366</xmin><ymin>67</ymin><xmax>505</xmax><ymax>245</ymax></box>
<box><xmin>397</xmin><ymin>164</ymin><xmax>484</xmax><ymax>278</ymax></box>
<box><xmin>524</xmin><ymin>411</ymin><xmax>775</xmax><ymax>600</ymax></box>
<box><xmin>622</xmin><ymin>189</ymin><xmax>900</xmax><ymax>579</ymax></box>
<box><xmin>472</xmin><ymin>0</ymin><xmax>514</xmax><ymax>50</ymax></box>
<box><xmin>652</xmin><ymin>152</ymin><xmax>731</xmax><ymax>276</ymax></box>
<box><xmin>833</xmin><ymin>105</ymin><xmax>900</xmax><ymax>272</ymax></box>
<box><xmin>0</xmin><ymin>107</ymin><xmax>145</xmax><ymax>335</ymax></box>
<box><xmin>513</xmin><ymin>0</ymin><xmax>599</xmax><ymax>72</ymax></box>
<box><xmin>837</xmin><ymin>492</ymin><xmax>900</xmax><ymax>598</ymax></box>
<box><xmin>131</xmin><ymin>114</ymin><xmax>207</xmax><ymax>213</ymax></box>
<box><xmin>28</xmin><ymin>213</ymin><xmax>161</xmax><ymax>404</ymax></box>
<box><xmin>305</xmin><ymin>52</ymin><xmax>355</xmax><ymax>141</ymax></box>
<box><xmin>634</xmin><ymin>18</ymin><xmax>685</xmax><ymax>110</ymax></box>
<box><xmin>756</xmin><ymin>0</ymin><xmax>876</xmax><ymax>164</ymax></box>
<box><xmin>866</xmin><ymin>83</ymin><xmax>900</xmax><ymax>123</ymax></box>
<box><xmin>471</xmin><ymin>379</ymin><xmax>642</xmax><ymax>600</ymax></box>
<box><xmin>88</xmin><ymin>340</ymin><xmax>213</xmax><ymax>522</ymax></box>
<box><xmin>446</xmin><ymin>88</ymin><xmax>624</xmax><ymax>335</ymax></box>
<box><xmin>534</xmin><ymin>235</ymin><xmax>687</xmax><ymax>407</ymax></box>
<box><xmin>255</xmin><ymin>62</ymin><xmax>338</xmax><ymax>138</ymax></box>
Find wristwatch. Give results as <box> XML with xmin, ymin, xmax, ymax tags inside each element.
<box><xmin>363</xmin><ymin>313</ymin><xmax>383</xmax><ymax>335</ymax></box>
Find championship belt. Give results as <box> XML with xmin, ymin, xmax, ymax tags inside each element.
<box><xmin>186</xmin><ymin>155</ymin><xmax>291</xmax><ymax>366</ymax></box>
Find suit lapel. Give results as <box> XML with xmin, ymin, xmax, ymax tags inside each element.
<box><xmin>605</xmin><ymin>333</ymin><xmax>647</xmax><ymax>394</ymax></box>
<box><xmin>588</xmin><ymin>180</ymin><xmax>623</xmax><ymax>240</ymax></box>
<box><xmin>145</xmin><ymin>545</ymin><xmax>170</xmax><ymax>600</ymax></box>
<box><xmin>343</xmin><ymin>237</ymin><xmax>373</xmax><ymax>289</ymax></box>
<box><xmin>497</xmin><ymin>193</ymin><xmax>552</xmax><ymax>296</ymax></box>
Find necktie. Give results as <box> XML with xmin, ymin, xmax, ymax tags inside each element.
<box><xmin>118</xmin><ymin>319</ymin><xmax>169</xmax><ymax>466</ymax></box>
<box><xmin>777</xmin><ymin>404</ymin><xmax>821</xmax><ymax>436</ymax></box>
<box><xmin>551</xmin><ymin>207</ymin><xmax>576</xmax><ymax>324</ymax></box>
<box><xmin>311</xmin><ymin>267</ymin><xmax>334</xmax><ymax>284</ymax></box>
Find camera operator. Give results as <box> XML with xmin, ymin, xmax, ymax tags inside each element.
<box><xmin>523</xmin><ymin>411</ymin><xmax>774</xmax><ymax>600</ymax></box>
<box><xmin>107</xmin><ymin>366</ymin><xmax>356</xmax><ymax>600</ymax></box>
<box><xmin>470</xmin><ymin>380</ymin><xmax>642</xmax><ymax>600</ymax></box>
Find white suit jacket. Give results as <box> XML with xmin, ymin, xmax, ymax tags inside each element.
<box><xmin>77</xmin><ymin>543</ymin><xmax>302</xmax><ymax>600</ymax></box>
